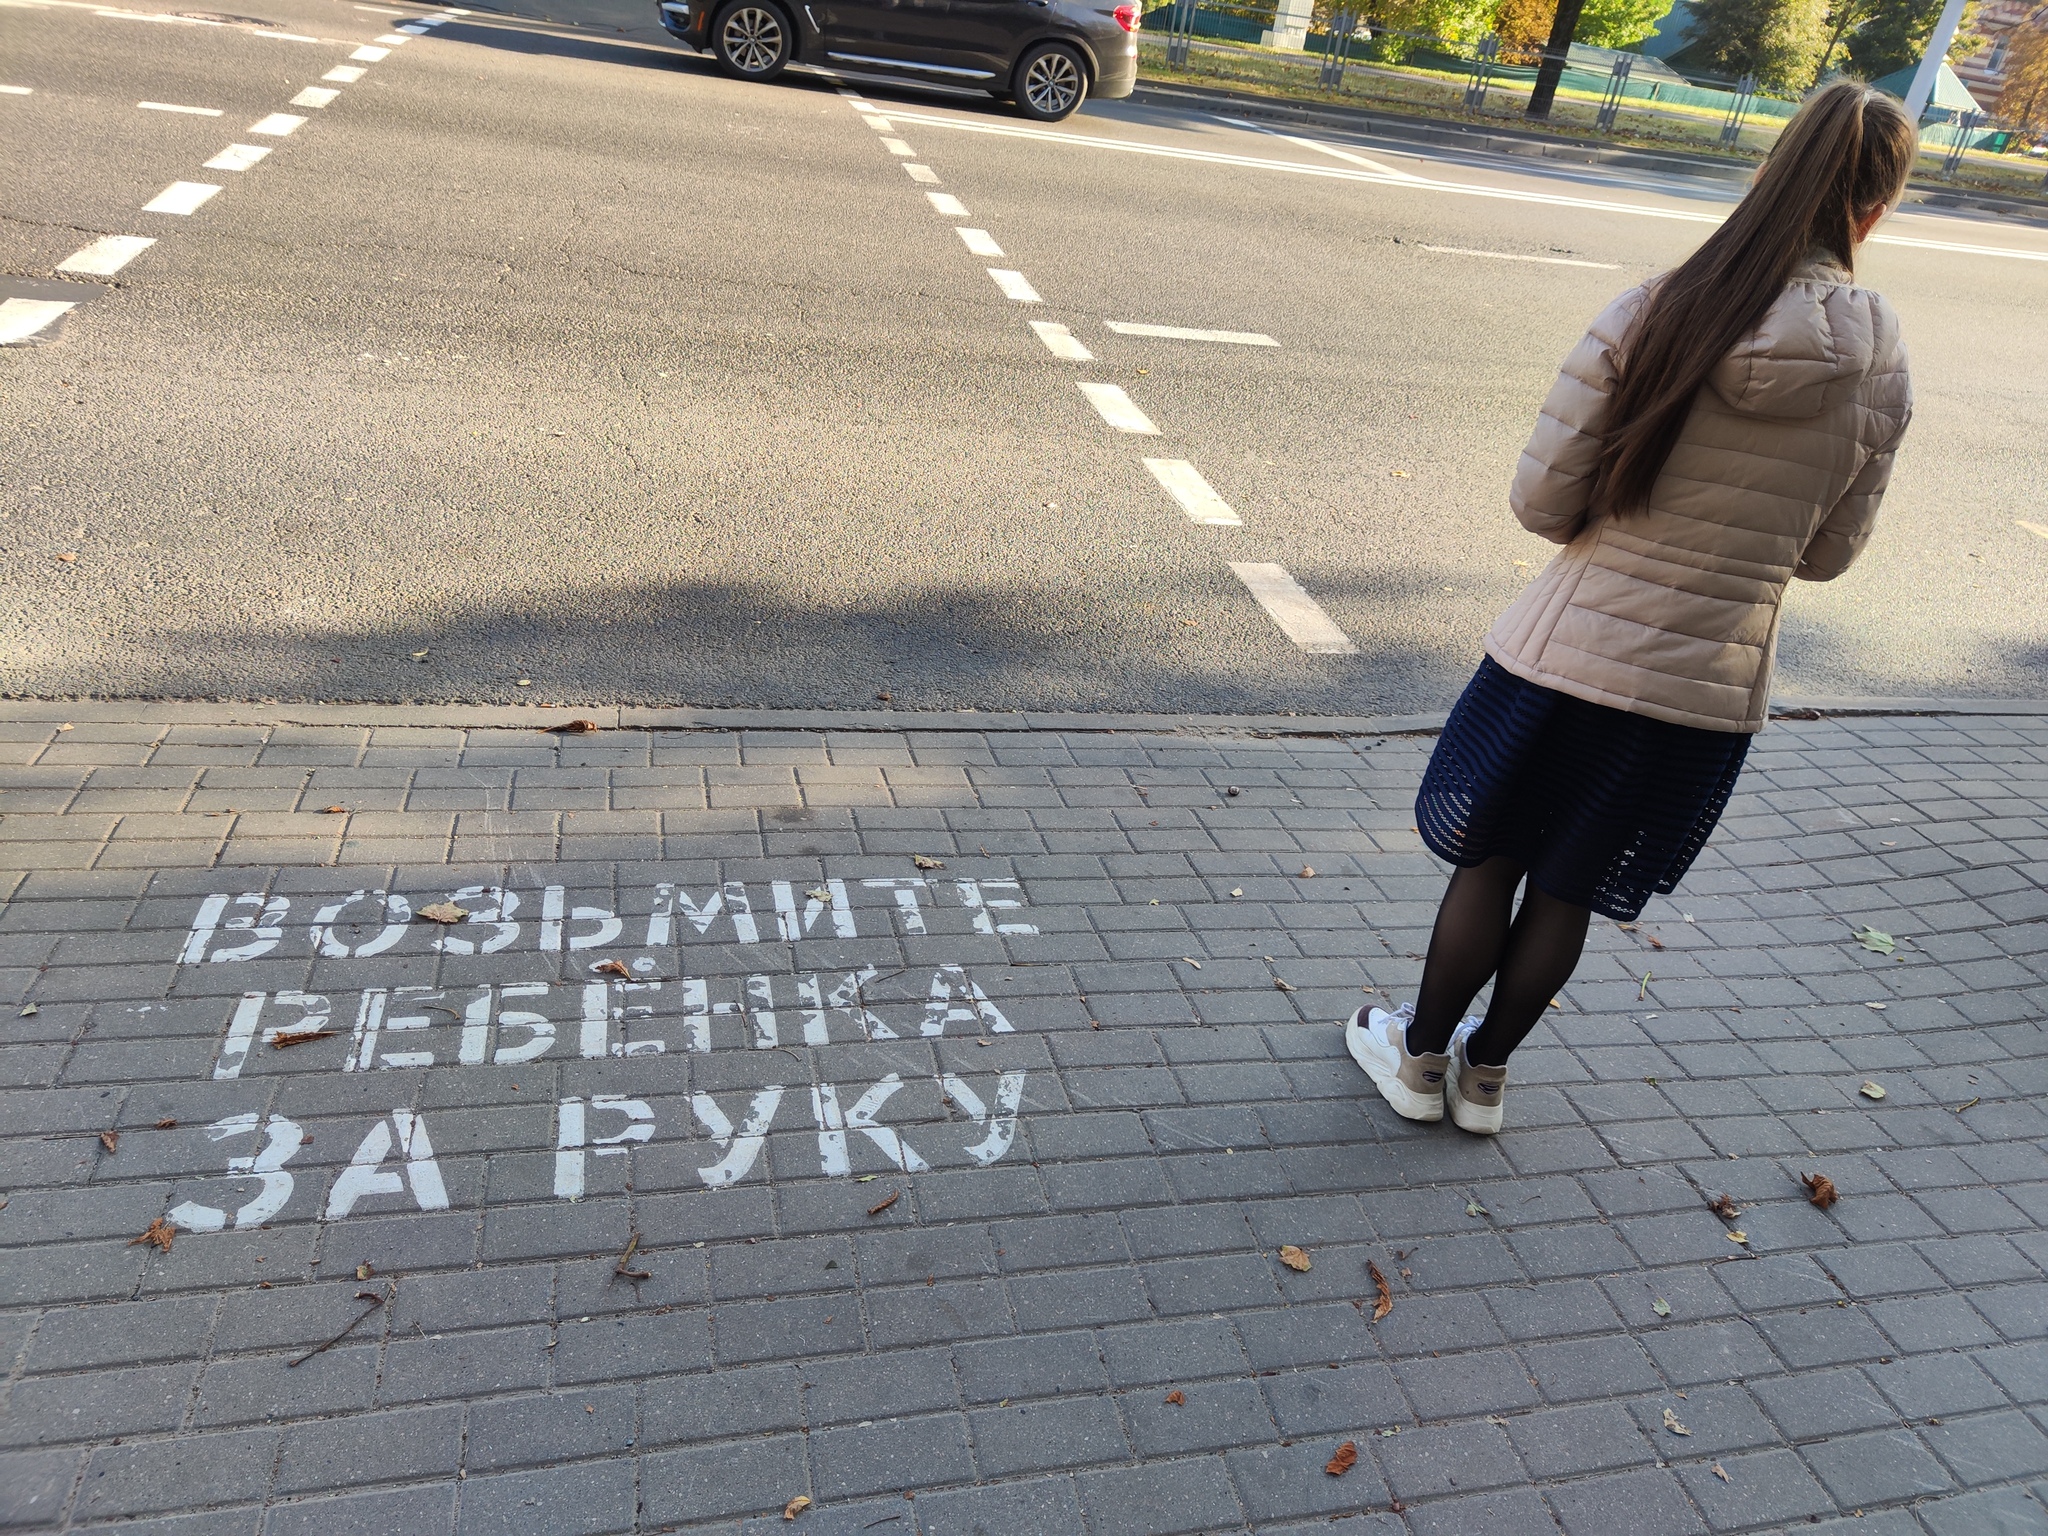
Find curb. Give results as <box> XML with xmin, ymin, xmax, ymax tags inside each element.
<box><xmin>3</xmin><ymin>697</ymin><xmax>2045</xmax><ymax>736</ymax></box>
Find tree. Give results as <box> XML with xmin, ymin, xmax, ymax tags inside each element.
<box><xmin>1525</xmin><ymin>0</ymin><xmax>1588</xmax><ymax>116</ymax></box>
<box><xmin>1845</xmin><ymin>0</ymin><xmax>1981</xmax><ymax>80</ymax></box>
<box><xmin>1367</xmin><ymin>0</ymin><xmax>1496</xmax><ymax>42</ymax></box>
<box><xmin>1493</xmin><ymin>0</ymin><xmax>1554</xmax><ymax>61</ymax></box>
<box><xmin>1493</xmin><ymin>0</ymin><xmax>1674</xmax><ymax>54</ymax></box>
<box><xmin>1683</xmin><ymin>0</ymin><xmax>1831</xmax><ymax>89</ymax></box>
<box><xmin>1997</xmin><ymin>10</ymin><xmax>2048</xmax><ymax>133</ymax></box>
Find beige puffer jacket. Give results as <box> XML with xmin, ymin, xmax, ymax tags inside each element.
<box><xmin>1486</xmin><ymin>257</ymin><xmax>1912</xmax><ymax>734</ymax></box>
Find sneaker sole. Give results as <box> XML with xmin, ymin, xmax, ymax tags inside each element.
<box><xmin>1446</xmin><ymin>1084</ymin><xmax>1504</xmax><ymax>1135</ymax></box>
<box><xmin>1344</xmin><ymin>1013</ymin><xmax>1444</xmax><ymax>1123</ymax></box>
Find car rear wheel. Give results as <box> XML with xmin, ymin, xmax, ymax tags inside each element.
<box><xmin>712</xmin><ymin>0</ymin><xmax>791</xmax><ymax>80</ymax></box>
<box><xmin>1012</xmin><ymin>42</ymin><xmax>1086</xmax><ymax>121</ymax></box>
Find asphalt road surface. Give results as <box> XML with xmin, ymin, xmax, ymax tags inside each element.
<box><xmin>4</xmin><ymin>0</ymin><xmax>2046</xmax><ymax>714</ymax></box>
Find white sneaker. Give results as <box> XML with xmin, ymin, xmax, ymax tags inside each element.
<box><xmin>1345</xmin><ymin>1002</ymin><xmax>1449</xmax><ymax>1123</ymax></box>
<box><xmin>1446</xmin><ymin>1018</ymin><xmax>1508</xmax><ymax>1135</ymax></box>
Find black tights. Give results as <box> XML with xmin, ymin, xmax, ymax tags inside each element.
<box><xmin>1404</xmin><ymin>857</ymin><xmax>1592</xmax><ymax>1068</ymax></box>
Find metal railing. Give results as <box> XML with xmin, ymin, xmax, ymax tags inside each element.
<box><xmin>1594</xmin><ymin>52</ymin><xmax>1631</xmax><ymax>133</ymax></box>
<box><xmin>1462</xmin><ymin>32</ymin><xmax>1497</xmax><ymax>112</ymax></box>
<box><xmin>1318</xmin><ymin>8</ymin><xmax>1359</xmax><ymax>90</ymax></box>
<box><xmin>1718</xmin><ymin>73</ymin><xmax>1756</xmax><ymax>146</ymax></box>
<box><xmin>1941</xmin><ymin>110</ymin><xmax>1985</xmax><ymax>179</ymax></box>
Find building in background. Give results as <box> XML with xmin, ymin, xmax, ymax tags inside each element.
<box><xmin>1955</xmin><ymin>1</ymin><xmax>2042</xmax><ymax>106</ymax></box>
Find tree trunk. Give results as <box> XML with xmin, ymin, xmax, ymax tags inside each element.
<box><xmin>1525</xmin><ymin>0</ymin><xmax>1589</xmax><ymax>120</ymax></box>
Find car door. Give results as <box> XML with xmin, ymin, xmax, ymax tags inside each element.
<box><xmin>931</xmin><ymin>0</ymin><xmax>1046</xmax><ymax>81</ymax></box>
<box><xmin>815</xmin><ymin>0</ymin><xmax>961</xmax><ymax>73</ymax></box>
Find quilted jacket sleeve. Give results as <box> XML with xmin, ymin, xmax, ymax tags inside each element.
<box><xmin>1508</xmin><ymin>285</ymin><xmax>1646</xmax><ymax>545</ymax></box>
<box><xmin>1797</xmin><ymin>341</ymin><xmax>1913</xmax><ymax>583</ymax></box>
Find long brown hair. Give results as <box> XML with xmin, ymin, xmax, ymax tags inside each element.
<box><xmin>1591</xmin><ymin>80</ymin><xmax>1918</xmax><ymax>518</ymax></box>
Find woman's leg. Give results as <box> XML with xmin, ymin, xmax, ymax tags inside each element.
<box><xmin>1462</xmin><ymin>884</ymin><xmax>1592</xmax><ymax>1068</ymax></box>
<box><xmin>1404</xmin><ymin>857</ymin><xmax>1526</xmax><ymax>1057</ymax></box>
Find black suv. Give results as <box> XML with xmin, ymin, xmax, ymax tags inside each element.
<box><xmin>658</xmin><ymin>0</ymin><xmax>1138</xmax><ymax>121</ymax></box>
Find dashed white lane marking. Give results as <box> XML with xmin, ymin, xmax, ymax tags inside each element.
<box><xmin>927</xmin><ymin>192</ymin><xmax>967</xmax><ymax>217</ymax></box>
<box><xmin>861</xmin><ymin>114</ymin><xmax>895</xmax><ymax>131</ymax></box>
<box><xmin>1</xmin><ymin>85</ymin><xmax>33</xmax><ymax>95</ymax></box>
<box><xmin>1145</xmin><ymin>458</ymin><xmax>1239</xmax><ymax>526</ymax></box>
<box><xmin>881</xmin><ymin>137</ymin><xmax>914</xmax><ymax>157</ymax></box>
<box><xmin>987</xmin><ymin>268</ymin><xmax>1041</xmax><ymax>303</ymax></box>
<box><xmin>1216</xmin><ymin>115</ymin><xmax>1427</xmax><ymax>182</ymax></box>
<box><xmin>1419</xmin><ymin>244</ymin><xmax>1620</xmax><ymax>269</ymax></box>
<box><xmin>291</xmin><ymin>86</ymin><xmax>340</xmax><ymax>107</ymax></box>
<box><xmin>352</xmin><ymin>43</ymin><xmax>391</xmax><ymax>59</ymax></box>
<box><xmin>0</xmin><ymin>298</ymin><xmax>78</xmax><ymax>345</ymax></box>
<box><xmin>956</xmin><ymin>227</ymin><xmax>1004</xmax><ymax>257</ymax></box>
<box><xmin>1106</xmin><ymin>321</ymin><xmax>1278</xmax><ymax>346</ymax></box>
<box><xmin>206</xmin><ymin>143</ymin><xmax>272</xmax><ymax>170</ymax></box>
<box><xmin>1078</xmin><ymin>381</ymin><xmax>1158</xmax><ymax>435</ymax></box>
<box><xmin>143</xmin><ymin>180</ymin><xmax>222</xmax><ymax>214</ymax></box>
<box><xmin>1029</xmin><ymin>320</ymin><xmax>1092</xmax><ymax>361</ymax></box>
<box><xmin>1230</xmin><ymin>563</ymin><xmax>1357</xmax><ymax>653</ymax></box>
<box><xmin>904</xmin><ymin>163</ymin><xmax>940</xmax><ymax>184</ymax></box>
<box><xmin>250</xmin><ymin>112</ymin><xmax>306</xmax><ymax>135</ymax></box>
<box><xmin>56</xmin><ymin>234</ymin><xmax>155</xmax><ymax>275</ymax></box>
<box><xmin>139</xmin><ymin>101</ymin><xmax>223</xmax><ymax>115</ymax></box>
<box><xmin>355</xmin><ymin>4</ymin><xmax>407</xmax><ymax>12</ymax></box>
<box><xmin>398</xmin><ymin>22</ymin><xmax>430</xmax><ymax>31</ymax></box>
<box><xmin>324</xmin><ymin>65</ymin><xmax>367</xmax><ymax>82</ymax></box>
<box><xmin>375</xmin><ymin>32</ymin><xmax>413</xmax><ymax>42</ymax></box>
<box><xmin>2019</xmin><ymin>520</ymin><xmax>2048</xmax><ymax>542</ymax></box>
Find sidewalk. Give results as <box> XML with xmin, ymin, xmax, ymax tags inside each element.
<box><xmin>1</xmin><ymin>701</ymin><xmax>2044</xmax><ymax>1534</ymax></box>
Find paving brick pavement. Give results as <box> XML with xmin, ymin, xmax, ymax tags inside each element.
<box><xmin>0</xmin><ymin>702</ymin><xmax>2044</xmax><ymax>1534</ymax></box>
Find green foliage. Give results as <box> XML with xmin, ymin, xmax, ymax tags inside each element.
<box><xmin>1683</xmin><ymin>0</ymin><xmax>1830</xmax><ymax>90</ymax></box>
<box><xmin>1577</xmin><ymin>0</ymin><xmax>1677</xmax><ymax>49</ymax></box>
<box><xmin>1844</xmin><ymin>0</ymin><xmax>1981</xmax><ymax>80</ymax></box>
<box><xmin>1365</xmin><ymin>0</ymin><xmax>1496</xmax><ymax>45</ymax></box>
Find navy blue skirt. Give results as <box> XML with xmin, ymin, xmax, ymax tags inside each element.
<box><xmin>1416</xmin><ymin>657</ymin><xmax>1751</xmax><ymax>922</ymax></box>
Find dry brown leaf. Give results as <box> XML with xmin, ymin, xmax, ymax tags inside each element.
<box><xmin>56</xmin><ymin>551</ymin><xmax>78</xmax><ymax>563</ymax></box>
<box><xmin>322</xmin><ymin>804</ymin><xmax>348</xmax><ymax>815</ymax></box>
<box><xmin>270</xmin><ymin>1029</ymin><xmax>338</xmax><ymax>1049</ymax></box>
<box><xmin>1367</xmin><ymin>1260</ymin><xmax>1394</xmax><ymax>1321</ymax></box>
<box><xmin>1712</xmin><ymin>1462</ymin><xmax>1730</xmax><ymax>1482</ymax></box>
<box><xmin>866</xmin><ymin>1190</ymin><xmax>900</xmax><ymax>1217</ymax></box>
<box><xmin>155</xmin><ymin>1118</ymin><xmax>176</xmax><ymax>1129</ymax></box>
<box><xmin>1802</xmin><ymin>1172</ymin><xmax>1839</xmax><ymax>1209</ymax></box>
<box><xmin>544</xmin><ymin>719</ymin><xmax>599</xmax><ymax>735</ymax></box>
<box><xmin>1300</xmin><ymin>865</ymin><xmax>1316</xmax><ymax>878</ymax></box>
<box><xmin>1164</xmin><ymin>1390</ymin><xmax>1185</xmax><ymax>1406</ymax></box>
<box><xmin>591</xmin><ymin>959</ymin><xmax>632</xmax><ymax>978</ymax></box>
<box><xmin>782</xmin><ymin>1495</ymin><xmax>811</xmax><ymax>1521</ymax></box>
<box><xmin>1325</xmin><ymin>1441</ymin><xmax>1359</xmax><ymax>1477</ymax></box>
<box><xmin>1662</xmin><ymin>1407</ymin><xmax>1690</xmax><ymax>1436</ymax></box>
<box><xmin>417</xmin><ymin>902</ymin><xmax>469</xmax><ymax>925</ymax></box>
<box><xmin>1647</xmin><ymin>935</ymin><xmax>1665</xmax><ymax>950</ymax></box>
<box><xmin>1274</xmin><ymin>978</ymin><xmax>1296</xmax><ymax>993</ymax></box>
<box><xmin>1278</xmin><ymin>1245</ymin><xmax>1312</xmax><ymax>1272</ymax></box>
<box><xmin>1708</xmin><ymin>1192</ymin><xmax>1741</xmax><ymax>1220</ymax></box>
<box><xmin>912</xmin><ymin>854</ymin><xmax>945</xmax><ymax>870</ymax></box>
<box><xmin>129</xmin><ymin>1217</ymin><xmax>175</xmax><ymax>1252</ymax></box>
<box><xmin>99</xmin><ymin>1130</ymin><xmax>118</xmax><ymax>1153</ymax></box>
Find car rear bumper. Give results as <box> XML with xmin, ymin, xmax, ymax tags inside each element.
<box><xmin>1093</xmin><ymin>39</ymin><xmax>1137</xmax><ymax>98</ymax></box>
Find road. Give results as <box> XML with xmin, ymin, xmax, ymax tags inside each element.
<box><xmin>3</xmin><ymin>0</ymin><xmax>2046</xmax><ymax>715</ymax></box>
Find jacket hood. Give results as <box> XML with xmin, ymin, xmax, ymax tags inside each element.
<box><xmin>1707</xmin><ymin>260</ymin><xmax>1900</xmax><ymax>420</ymax></box>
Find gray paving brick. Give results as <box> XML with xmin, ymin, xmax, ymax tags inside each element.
<box><xmin>811</xmin><ymin>1412</ymin><xmax>975</xmax><ymax>1501</ymax></box>
<box><xmin>1920</xmin><ymin>1409</ymin><xmax>2048</xmax><ymax>1486</ymax></box>
<box><xmin>455</xmin><ymin>1457</ymin><xmax>635</xmax><ymax>1536</ymax></box>
<box><xmin>0</xmin><ymin>1447</ymin><xmax>80</xmax><ymax>1528</ymax></box>
<box><xmin>1076</xmin><ymin>1454</ymin><xmax>1244</xmax><ymax>1536</ymax></box>
<box><xmin>1800</xmin><ymin>1427</ymin><xmax>1956</xmax><ymax>1506</ymax></box>
<box><xmin>1673</xmin><ymin>1447</ymin><xmax>1833</xmax><ymax>1530</ymax></box>
<box><xmin>971</xmin><ymin>1394</ymin><xmax>1128</xmax><ymax>1478</ymax></box>
<box><xmin>1505</xmin><ymin>1402</ymin><xmax>1655</xmax><ymax>1479</ymax></box>
<box><xmin>266</xmin><ymin>1485</ymin><xmax>456</xmax><ymax>1536</ymax></box>
<box><xmin>915</xmin><ymin>1474</ymin><xmax>1088</xmax><ymax>1536</ymax></box>
<box><xmin>75</xmin><ymin>1428</ymin><xmax>278</xmax><ymax>1521</ymax></box>
<box><xmin>642</xmin><ymin>1434</ymin><xmax>808</xmax><ymax>1525</ymax></box>
<box><xmin>1547</xmin><ymin>1467</ymin><xmax>1706</xmax><ymax>1536</ymax></box>
<box><xmin>1403</xmin><ymin>1485</ymin><xmax>1554</xmax><ymax>1536</ymax></box>
<box><xmin>275</xmin><ymin>1406</ymin><xmax>463</xmax><ymax>1494</ymax></box>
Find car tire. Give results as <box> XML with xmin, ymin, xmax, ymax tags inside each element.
<box><xmin>1012</xmin><ymin>42</ymin><xmax>1087</xmax><ymax>121</ymax></box>
<box><xmin>711</xmin><ymin>0</ymin><xmax>792</xmax><ymax>80</ymax></box>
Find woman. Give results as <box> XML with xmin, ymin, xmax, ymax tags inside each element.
<box><xmin>1348</xmin><ymin>79</ymin><xmax>1919</xmax><ymax>1135</ymax></box>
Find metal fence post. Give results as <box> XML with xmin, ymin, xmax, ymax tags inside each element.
<box><xmin>1595</xmin><ymin>53</ymin><xmax>1631</xmax><ymax>133</ymax></box>
<box><xmin>1319</xmin><ymin>9</ymin><xmax>1357</xmax><ymax>90</ymax></box>
<box><xmin>1718</xmin><ymin>73</ymin><xmax>1755</xmax><ymax>147</ymax></box>
<box><xmin>1463</xmin><ymin>33</ymin><xmax>1498</xmax><ymax>112</ymax></box>
<box><xmin>1940</xmin><ymin>110</ymin><xmax>1983</xmax><ymax>178</ymax></box>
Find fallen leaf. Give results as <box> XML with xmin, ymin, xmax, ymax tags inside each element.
<box><xmin>1638</xmin><ymin>970</ymin><xmax>1652</xmax><ymax>1000</ymax></box>
<box><xmin>99</xmin><ymin>1130</ymin><xmax>118</xmax><ymax>1153</ymax></box>
<box><xmin>1465</xmin><ymin>1200</ymin><xmax>1488</xmax><ymax>1218</ymax></box>
<box><xmin>1390</xmin><ymin>469</ymin><xmax>1410</xmax><ymax>477</ymax></box>
<box><xmin>1367</xmin><ymin>1260</ymin><xmax>1393</xmax><ymax>1321</ymax></box>
<box><xmin>912</xmin><ymin>854</ymin><xmax>945</xmax><ymax>870</ymax></box>
<box><xmin>1727</xmin><ymin>1230</ymin><xmax>1748</xmax><ymax>1245</ymax></box>
<box><xmin>1662</xmin><ymin>1407</ymin><xmax>1690</xmax><ymax>1436</ymax></box>
<box><xmin>1278</xmin><ymin>1245</ymin><xmax>1312</xmax><ymax>1272</ymax></box>
<box><xmin>1229</xmin><ymin>888</ymin><xmax>1244</xmax><ymax>898</ymax></box>
<box><xmin>591</xmin><ymin>959</ymin><xmax>632</xmax><ymax>978</ymax></box>
<box><xmin>1325</xmin><ymin>1441</ymin><xmax>1359</xmax><ymax>1476</ymax></box>
<box><xmin>155</xmin><ymin>1118</ymin><xmax>176</xmax><ymax>1129</ymax></box>
<box><xmin>1953</xmin><ymin>1096</ymin><xmax>1980</xmax><ymax>1114</ymax></box>
<box><xmin>804</xmin><ymin>888</ymin><xmax>832</xmax><ymax>902</ymax></box>
<box><xmin>357</xmin><ymin>1262</ymin><xmax>375</xmax><ymax>1280</ymax></box>
<box><xmin>1300</xmin><ymin>865</ymin><xmax>1315</xmax><ymax>878</ymax></box>
<box><xmin>1181</xmin><ymin>957</ymin><xmax>1201</xmax><ymax>969</ymax></box>
<box><xmin>129</xmin><ymin>1218</ymin><xmax>175</xmax><ymax>1252</ymax></box>
<box><xmin>544</xmin><ymin>719</ymin><xmax>599</xmax><ymax>734</ymax></box>
<box><xmin>1866</xmin><ymin>1001</ymin><xmax>1887</xmax><ymax>1010</ymax></box>
<box><xmin>866</xmin><ymin>1190</ymin><xmax>900</xmax><ymax>1216</ymax></box>
<box><xmin>270</xmin><ymin>1029</ymin><xmax>337</xmax><ymax>1049</ymax></box>
<box><xmin>57</xmin><ymin>551</ymin><xmax>78</xmax><ymax>563</ymax></box>
<box><xmin>18</xmin><ymin>1004</ymin><xmax>37</xmax><ymax>1017</ymax></box>
<box><xmin>855</xmin><ymin>1174</ymin><xmax>879</xmax><ymax>1183</ymax></box>
<box><xmin>322</xmin><ymin>804</ymin><xmax>348</xmax><ymax>814</ymax></box>
<box><xmin>1647</xmin><ymin>935</ymin><xmax>1665</xmax><ymax>950</ymax></box>
<box><xmin>1708</xmin><ymin>1193</ymin><xmax>1741</xmax><ymax>1220</ymax></box>
<box><xmin>1853</xmin><ymin>926</ymin><xmax>1896</xmax><ymax>955</ymax></box>
<box><xmin>1164</xmin><ymin>1390</ymin><xmax>1185</xmax><ymax>1405</ymax></box>
<box><xmin>1652</xmin><ymin>1297</ymin><xmax>1672</xmax><ymax>1317</ymax></box>
<box><xmin>1389</xmin><ymin>1498</ymin><xmax>1406</xmax><ymax>1514</ymax></box>
<box><xmin>1859</xmin><ymin>1080</ymin><xmax>1887</xmax><ymax>1100</ymax></box>
<box><xmin>1274</xmin><ymin>978</ymin><xmax>1296</xmax><ymax>993</ymax></box>
<box><xmin>782</xmin><ymin>1495</ymin><xmax>811</xmax><ymax>1520</ymax></box>
<box><xmin>417</xmin><ymin>902</ymin><xmax>469</xmax><ymax>924</ymax></box>
<box><xmin>1802</xmin><ymin>1172</ymin><xmax>1839</xmax><ymax>1209</ymax></box>
<box><xmin>1713</xmin><ymin>1462</ymin><xmax>1730</xmax><ymax>1481</ymax></box>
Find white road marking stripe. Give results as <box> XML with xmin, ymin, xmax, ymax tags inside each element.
<box><xmin>1144</xmin><ymin>458</ymin><xmax>1239</xmax><ymax>525</ymax></box>
<box><xmin>1419</xmin><ymin>243</ymin><xmax>1619</xmax><ymax>269</ymax></box>
<box><xmin>56</xmin><ymin>234</ymin><xmax>155</xmax><ymax>275</ymax></box>
<box><xmin>882</xmin><ymin>109</ymin><xmax>2048</xmax><ymax>265</ymax></box>
<box><xmin>143</xmin><ymin>180</ymin><xmax>222</xmax><ymax>214</ymax></box>
<box><xmin>324</xmin><ymin>65</ymin><xmax>366</xmax><ymax>81</ymax></box>
<box><xmin>956</xmin><ymin>227</ymin><xmax>1004</xmax><ymax>257</ymax></box>
<box><xmin>861</xmin><ymin>114</ymin><xmax>894</xmax><ymax>130</ymax></box>
<box><xmin>1106</xmin><ymin>321</ymin><xmax>1277</xmax><ymax>346</ymax></box>
<box><xmin>291</xmin><ymin>86</ymin><xmax>340</xmax><ymax>107</ymax></box>
<box><xmin>1</xmin><ymin>85</ymin><xmax>33</xmax><ymax>95</ymax></box>
<box><xmin>352</xmin><ymin>43</ymin><xmax>391</xmax><ymax>58</ymax></box>
<box><xmin>1029</xmin><ymin>320</ymin><xmax>1092</xmax><ymax>361</ymax></box>
<box><xmin>398</xmin><ymin>22</ymin><xmax>429</xmax><ymax>31</ymax></box>
<box><xmin>927</xmin><ymin>192</ymin><xmax>967</xmax><ymax>216</ymax></box>
<box><xmin>881</xmin><ymin>137</ymin><xmax>914</xmax><ymax>156</ymax></box>
<box><xmin>139</xmin><ymin>100</ymin><xmax>223</xmax><ymax>115</ymax></box>
<box><xmin>0</xmin><ymin>298</ymin><xmax>78</xmax><ymax>345</ymax></box>
<box><xmin>206</xmin><ymin>142</ymin><xmax>271</xmax><ymax>170</ymax></box>
<box><xmin>1078</xmin><ymin>381</ymin><xmax>1157</xmax><ymax>434</ymax></box>
<box><xmin>987</xmin><ymin>268</ymin><xmax>1041</xmax><ymax>303</ymax></box>
<box><xmin>265</xmin><ymin>30</ymin><xmax>322</xmax><ymax>40</ymax></box>
<box><xmin>2019</xmin><ymin>520</ymin><xmax>2048</xmax><ymax>542</ymax></box>
<box><xmin>355</xmin><ymin>5</ymin><xmax>407</xmax><ymax>13</ymax></box>
<box><xmin>1230</xmin><ymin>563</ymin><xmax>1357</xmax><ymax>653</ymax></box>
<box><xmin>376</xmin><ymin>32</ymin><xmax>412</xmax><ymax>42</ymax></box>
<box><xmin>1215</xmin><ymin>114</ymin><xmax>1426</xmax><ymax>181</ymax></box>
<box><xmin>249</xmin><ymin>113</ymin><xmax>306</xmax><ymax>135</ymax></box>
<box><xmin>904</xmin><ymin>163</ymin><xmax>940</xmax><ymax>183</ymax></box>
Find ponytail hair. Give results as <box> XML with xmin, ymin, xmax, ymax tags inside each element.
<box><xmin>1590</xmin><ymin>80</ymin><xmax>1918</xmax><ymax>519</ymax></box>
